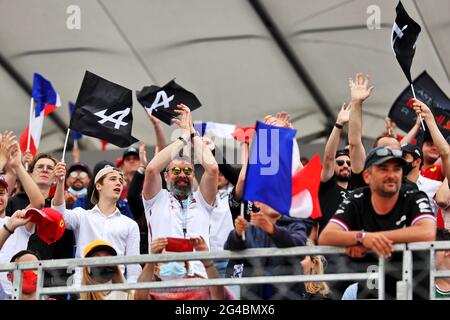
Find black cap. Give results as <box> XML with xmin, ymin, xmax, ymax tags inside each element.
<box><xmin>364</xmin><ymin>146</ymin><xmax>406</xmax><ymax>170</ymax></box>
<box><xmin>401</xmin><ymin>143</ymin><xmax>422</xmax><ymax>159</ymax></box>
<box><xmin>93</xmin><ymin>160</ymin><xmax>114</xmax><ymax>177</ymax></box>
<box><xmin>122</xmin><ymin>146</ymin><xmax>139</xmax><ymax>160</ymax></box>
<box><xmin>335</xmin><ymin>149</ymin><xmax>349</xmax><ymax>158</ymax></box>
<box><xmin>67</xmin><ymin>162</ymin><xmax>92</xmax><ymax>177</ymax></box>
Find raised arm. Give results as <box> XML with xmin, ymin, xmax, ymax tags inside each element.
<box><xmin>0</xmin><ymin>131</ymin><xmax>17</xmax><ymax>195</ymax></box>
<box><xmin>9</xmin><ymin>142</ymin><xmax>45</xmax><ymax>209</ymax></box>
<box><xmin>149</xmin><ymin>115</ymin><xmax>168</xmax><ymax>151</ymax></box>
<box><xmin>234</xmin><ymin>142</ymin><xmax>249</xmax><ymax>201</ymax></box>
<box><xmin>142</xmin><ymin>106</ymin><xmax>190</xmax><ymax>201</ymax></box>
<box><xmin>0</xmin><ymin>210</ymin><xmax>31</xmax><ymax>249</ymax></box>
<box><xmin>348</xmin><ymin>73</ymin><xmax>374</xmax><ymax>174</ymax></box>
<box><xmin>400</xmin><ymin>115</ymin><xmax>421</xmax><ymax>145</ymax></box>
<box><xmin>412</xmin><ymin>99</ymin><xmax>450</xmax><ymax>179</ymax></box>
<box><xmin>321</xmin><ymin>103</ymin><xmax>350</xmax><ymax>182</ymax></box>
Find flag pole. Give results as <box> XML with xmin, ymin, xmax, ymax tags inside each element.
<box><xmin>411</xmin><ymin>84</ymin><xmax>426</xmax><ymax>131</ymax></box>
<box><xmin>240</xmin><ymin>203</ymin><xmax>246</xmax><ymax>241</ymax></box>
<box><xmin>61</xmin><ymin>128</ymin><xmax>71</xmax><ymax>163</ymax></box>
<box><xmin>26</xmin><ymin>97</ymin><xmax>34</xmax><ymax>153</ymax></box>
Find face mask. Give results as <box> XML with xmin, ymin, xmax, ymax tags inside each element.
<box><xmin>89</xmin><ymin>266</ymin><xmax>116</xmax><ymax>283</ymax></box>
<box><xmin>159</xmin><ymin>262</ymin><xmax>187</xmax><ymax>281</ymax></box>
<box><xmin>403</xmin><ymin>162</ymin><xmax>415</xmax><ymax>176</ymax></box>
<box><xmin>11</xmin><ymin>271</ymin><xmax>37</xmax><ymax>294</ymax></box>
<box><xmin>68</xmin><ymin>187</ymin><xmax>87</xmax><ymax>197</ymax></box>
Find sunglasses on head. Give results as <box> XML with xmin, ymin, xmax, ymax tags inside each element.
<box><xmin>336</xmin><ymin>160</ymin><xmax>351</xmax><ymax>166</ymax></box>
<box><xmin>374</xmin><ymin>147</ymin><xmax>403</xmax><ymax>157</ymax></box>
<box><xmin>169</xmin><ymin>166</ymin><xmax>193</xmax><ymax>176</ymax></box>
<box><xmin>69</xmin><ymin>171</ymin><xmax>88</xmax><ymax>179</ymax></box>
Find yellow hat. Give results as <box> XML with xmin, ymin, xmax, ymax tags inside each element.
<box><xmin>83</xmin><ymin>240</ymin><xmax>117</xmax><ymax>258</ymax></box>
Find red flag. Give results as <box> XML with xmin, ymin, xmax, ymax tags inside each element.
<box><xmin>289</xmin><ymin>154</ymin><xmax>322</xmax><ymax>219</ymax></box>
<box><xmin>19</xmin><ymin>127</ymin><xmax>37</xmax><ymax>156</ymax></box>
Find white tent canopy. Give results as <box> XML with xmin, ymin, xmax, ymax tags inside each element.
<box><xmin>1</xmin><ymin>0</ymin><xmax>449</xmax><ymax>153</ymax></box>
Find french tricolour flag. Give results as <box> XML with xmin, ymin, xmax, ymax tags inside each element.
<box><xmin>194</xmin><ymin>121</ymin><xmax>255</xmax><ymax>142</ymax></box>
<box><xmin>20</xmin><ymin>73</ymin><xmax>61</xmax><ymax>155</ymax></box>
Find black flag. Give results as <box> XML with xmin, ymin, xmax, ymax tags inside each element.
<box><xmin>388</xmin><ymin>71</ymin><xmax>450</xmax><ymax>139</ymax></box>
<box><xmin>70</xmin><ymin>71</ymin><xmax>138</xmax><ymax>148</ymax></box>
<box><xmin>391</xmin><ymin>1</ymin><xmax>421</xmax><ymax>83</ymax></box>
<box><xmin>136</xmin><ymin>79</ymin><xmax>202</xmax><ymax>125</ymax></box>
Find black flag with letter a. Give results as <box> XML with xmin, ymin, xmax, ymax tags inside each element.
<box><xmin>391</xmin><ymin>1</ymin><xmax>421</xmax><ymax>83</ymax></box>
<box><xmin>136</xmin><ymin>79</ymin><xmax>202</xmax><ymax>125</ymax></box>
<box><xmin>70</xmin><ymin>71</ymin><xmax>138</xmax><ymax>147</ymax></box>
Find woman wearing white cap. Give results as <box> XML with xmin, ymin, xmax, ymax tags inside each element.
<box><xmin>52</xmin><ymin>162</ymin><xmax>141</xmax><ymax>287</ymax></box>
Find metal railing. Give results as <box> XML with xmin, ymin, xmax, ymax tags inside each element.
<box><xmin>1</xmin><ymin>241</ymin><xmax>449</xmax><ymax>300</ymax></box>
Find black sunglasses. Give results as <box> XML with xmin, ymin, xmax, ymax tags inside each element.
<box><xmin>336</xmin><ymin>160</ymin><xmax>351</xmax><ymax>166</ymax></box>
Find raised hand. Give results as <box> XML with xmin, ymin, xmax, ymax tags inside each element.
<box><xmin>9</xmin><ymin>142</ymin><xmax>22</xmax><ymax>170</ymax></box>
<box><xmin>139</xmin><ymin>143</ymin><xmax>148</xmax><ymax>168</ymax></box>
<box><xmin>250</xmin><ymin>212</ymin><xmax>275</xmax><ymax>234</ymax></box>
<box><xmin>172</xmin><ymin>104</ymin><xmax>194</xmax><ymax>134</ymax></box>
<box><xmin>54</xmin><ymin>161</ymin><xmax>66</xmax><ymax>182</ymax></box>
<box><xmin>336</xmin><ymin>102</ymin><xmax>351</xmax><ymax>126</ymax></box>
<box><xmin>0</xmin><ymin>131</ymin><xmax>16</xmax><ymax>170</ymax></box>
<box><xmin>411</xmin><ymin>99</ymin><xmax>433</xmax><ymax>121</ymax></box>
<box><xmin>349</xmin><ymin>73</ymin><xmax>374</xmax><ymax>103</ymax></box>
<box><xmin>8</xmin><ymin>209</ymin><xmax>32</xmax><ymax>230</ymax></box>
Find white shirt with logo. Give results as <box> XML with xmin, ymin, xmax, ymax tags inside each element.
<box><xmin>142</xmin><ymin>189</ymin><xmax>214</xmax><ymax>278</ymax></box>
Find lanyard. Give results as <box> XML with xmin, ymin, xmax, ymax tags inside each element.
<box><xmin>175</xmin><ymin>195</ymin><xmax>192</xmax><ymax>238</ymax></box>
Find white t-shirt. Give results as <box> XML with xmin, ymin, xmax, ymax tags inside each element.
<box><xmin>209</xmin><ymin>188</ymin><xmax>234</xmax><ymax>253</ymax></box>
<box><xmin>142</xmin><ymin>189</ymin><xmax>214</xmax><ymax>278</ymax></box>
<box><xmin>416</xmin><ymin>175</ymin><xmax>442</xmax><ymax>214</ymax></box>
<box><xmin>0</xmin><ymin>217</ymin><xmax>33</xmax><ymax>298</ymax></box>
<box><xmin>51</xmin><ymin>204</ymin><xmax>141</xmax><ymax>286</ymax></box>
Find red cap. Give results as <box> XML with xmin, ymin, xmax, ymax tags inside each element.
<box><xmin>25</xmin><ymin>208</ymin><xmax>66</xmax><ymax>245</ymax></box>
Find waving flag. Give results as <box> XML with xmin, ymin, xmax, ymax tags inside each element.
<box><xmin>194</xmin><ymin>121</ymin><xmax>255</xmax><ymax>142</ymax></box>
<box><xmin>243</xmin><ymin>121</ymin><xmax>296</xmax><ymax>215</ymax></box>
<box><xmin>69</xmin><ymin>71</ymin><xmax>138</xmax><ymax>148</ymax></box>
<box><xmin>290</xmin><ymin>154</ymin><xmax>322</xmax><ymax>219</ymax></box>
<box><xmin>391</xmin><ymin>1</ymin><xmax>421</xmax><ymax>83</ymax></box>
<box><xmin>137</xmin><ymin>79</ymin><xmax>202</xmax><ymax>125</ymax></box>
<box><xmin>19</xmin><ymin>73</ymin><xmax>61</xmax><ymax>155</ymax></box>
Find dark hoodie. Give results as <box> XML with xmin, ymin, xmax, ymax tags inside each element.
<box><xmin>224</xmin><ymin>215</ymin><xmax>314</xmax><ymax>300</ymax></box>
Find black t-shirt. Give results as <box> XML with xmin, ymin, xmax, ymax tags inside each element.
<box><xmin>330</xmin><ymin>186</ymin><xmax>434</xmax><ymax>232</ymax></box>
<box><xmin>330</xmin><ymin>186</ymin><xmax>435</xmax><ymax>299</ymax></box>
<box><xmin>228</xmin><ymin>186</ymin><xmax>255</xmax><ymax>222</ymax></box>
<box><xmin>317</xmin><ymin>177</ymin><xmax>350</xmax><ymax>234</ymax></box>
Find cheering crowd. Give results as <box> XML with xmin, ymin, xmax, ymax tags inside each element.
<box><xmin>0</xmin><ymin>73</ymin><xmax>449</xmax><ymax>300</ymax></box>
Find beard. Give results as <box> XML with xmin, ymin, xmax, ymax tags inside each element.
<box><xmin>336</xmin><ymin>172</ymin><xmax>350</xmax><ymax>182</ymax></box>
<box><xmin>168</xmin><ymin>178</ymin><xmax>192</xmax><ymax>197</ymax></box>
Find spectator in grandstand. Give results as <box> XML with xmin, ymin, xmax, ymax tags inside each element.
<box><xmin>1</xmin><ymin>137</ymin><xmax>72</xmax><ymax>299</ymax></box>
<box><xmin>319</xmin><ymin>145</ymin><xmax>436</xmax><ymax>299</ymax></box>
<box><xmin>64</xmin><ymin>162</ymin><xmax>92</xmax><ymax>209</ymax></box>
<box><xmin>52</xmin><ymin>161</ymin><xmax>141</xmax><ymax>287</ymax></box>
<box><xmin>80</xmin><ymin>240</ymin><xmax>133</xmax><ymax>300</ymax></box>
<box><xmin>225</xmin><ymin>201</ymin><xmax>312</xmax><ymax>300</ymax></box>
<box><xmin>317</xmin><ymin>103</ymin><xmax>352</xmax><ymax>239</ymax></box>
<box><xmin>120</xmin><ymin>146</ymin><xmax>140</xmax><ymax>199</ymax></box>
<box><xmin>402</xmin><ymin>143</ymin><xmax>442</xmax><ymax>214</ymax></box>
<box><xmin>411</xmin><ymin>99</ymin><xmax>450</xmax><ymax>183</ymax></box>
<box><xmin>300</xmin><ymin>239</ymin><xmax>335</xmax><ymax>300</ymax></box>
<box><xmin>135</xmin><ymin>236</ymin><xmax>227</xmax><ymax>300</ymax></box>
<box><xmin>434</xmin><ymin>179</ymin><xmax>450</xmax><ymax>230</ymax></box>
<box><xmin>72</xmin><ymin>160</ymin><xmax>134</xmax><ymax>219</ymax></box>
<box><xmin>435</xmin><ymin>228</ymin><xmax>450</xmax><ymax>299</ymax></box>
<box><xmin>142</xmin><ymin>104</ymin><xmax>218</xmax><ymax>280</ymax></box>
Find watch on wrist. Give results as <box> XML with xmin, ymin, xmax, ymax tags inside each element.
<box><xmin>356</xmin><ymin>230</ymin><xmax>366</xmax><ymax>245</ymax></box>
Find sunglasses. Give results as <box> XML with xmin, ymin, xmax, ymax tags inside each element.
<box><xmin>336</xmin><ymin>160</ymin><xmax>351</xmax><ymax>166</ymax></box>
<box><xmin>169</xmin><ymin>167</ymin><xmax>193</xmax><ymax>176</ymax></box>
<box><xmin>374</xmin><ymin>147</ymin><xmax>403</xmax><ymax>157</ymax></box>
<box><xmin>69</xmin><ymin>171</ymin><xmax>88</xmax><ymax>179</ymax></box>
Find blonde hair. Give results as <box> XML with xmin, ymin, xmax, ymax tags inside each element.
<box><xmin>80</xmin><ymin>266</ymin><xmax>132</xmax><ymax>300</ymax></box>
<box><xmin>304</xmin><ymin>239</ymin><xmax>331</xmax><ymax>297</ymax></box>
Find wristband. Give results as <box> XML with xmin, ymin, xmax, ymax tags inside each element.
<box><xmin>3</xmin><ymin>224</ymin><xmax>14</xmax><ymax>234</ymax></box>
<box><xmin>335</xmin><ymin>123</ymin><xmax>344</xmax><ymax>129</ymax></box>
